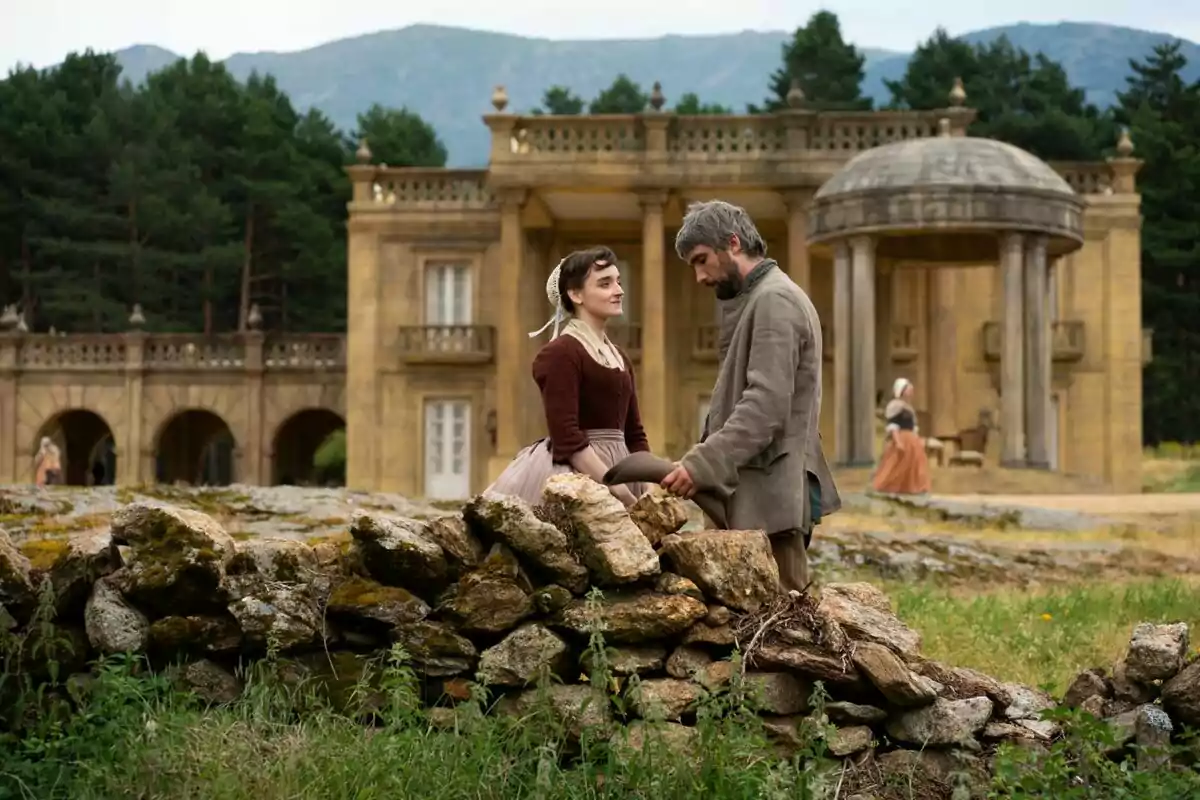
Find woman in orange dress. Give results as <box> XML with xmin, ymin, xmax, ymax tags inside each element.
<box><xmin>871</xmin><ymin>378</ymin><xmax>931</xmax><ymax>496</ymax></box>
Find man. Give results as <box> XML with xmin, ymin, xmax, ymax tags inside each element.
<box><xmin>661</xmin><ymin>200</ymin><xmax>840</xmax><ymax>592</ymax></box>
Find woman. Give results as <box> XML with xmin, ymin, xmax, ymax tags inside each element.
<box><xmin>871</xmin><ymin>378</ymin><xmax>932</xmax><ymax>496</ymax></box>
<box><xmin>487</xmin><ymin>246</ymin><xmax>648</xmax><ymax>508</ymax></box>
<box><xmin>34</xmin><ymin>436</ymin><xmax>63</xmax><ymax>487</ymax></box>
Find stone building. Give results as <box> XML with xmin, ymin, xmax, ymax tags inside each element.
<box><xmin>343</xmin><ymin>82</ymin><xmax>1145</xmax><ymax>498</ymax></box>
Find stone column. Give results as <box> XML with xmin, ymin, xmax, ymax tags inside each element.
<box><xmin>1023</xmin><ymin>235</ymin><xmax>1051</xmax><ymax>469</ymax></box>
<box><xmin>783</xmin><ymin>191</ymin><xmax>811</xmax><ymax>290</ymax></box>
<box><xmin>639</xmin><ymin>192</ymin><xmax>668</xmax><ymax>453</ymax></box>
<box><xmin>243</xmin><ymin>330</ymin><xmax>265</xmax><ymax>484</ymax></box>
<box><xmin>875</xmin><ymin>264</ymin><xmax>894</xmax><ymax>399</ymax></box>
<box><xmin>488</xmin><ymin>190</ymin><xmax>527</xmax><ymax>481</ymax></box>
<box><xmin>999</xmin><ymin>232</ymin><xmax>1026</xmax><ymax>466</ymax></box>
<box><xmin>850</xmin><ymin>235</ymin><xmax>877</xmax><ymax>466</ymax></box>
<box><xmin>832</xmin><ymin>241</ymin><xmax>852</xmax><ymax>465</ymax></box>
<box><xmin>121</xmin><ymin>330</ymin><xmax>146</xmax><ymax>484</ymax></box>
<box><xmin>0</xmin><ymin>334</ymin><xmax>17</xmax><ymax>482</ymax></box>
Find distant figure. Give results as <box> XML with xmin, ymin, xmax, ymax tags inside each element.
<box><xmin>34</xmin><ymin>437</ymin><xmax>63</xmax><ymax>486</ymax></box>
<box><xmin>872</xmin><ymin>378</ymin><xmax>932</xmax><ymax>496</ymax></box>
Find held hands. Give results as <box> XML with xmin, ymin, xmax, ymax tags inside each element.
<box><xmin>661</xmin><ymin>462</ymin><xmax>696</xmax><ymax>499</ymax></box>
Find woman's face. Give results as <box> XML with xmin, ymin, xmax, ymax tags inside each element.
<box><xmin>569</xmin><ymin>264</ymin><xmax>624</xmax><ymax>321</ymax></box>
<box><xmin>903</xmin><ymin>383</ymin><xmax>915</xmax><ymax>400</ymax></box>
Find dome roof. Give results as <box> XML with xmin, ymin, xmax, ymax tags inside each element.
<box><xmin>814</xmin><ymin>136</ymin><xmax>1076</xmax><ymax>200</ymax></box>
<box><xmin>807</xmin><ymin>134</ymin><xmax>1086</xmax><ymax>260</ymax></box>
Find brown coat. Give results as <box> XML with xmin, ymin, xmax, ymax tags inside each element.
<box><xmin>681</xmin><ymin>264</ymin><xmax>841</xmax><ymax>535</ymax></box>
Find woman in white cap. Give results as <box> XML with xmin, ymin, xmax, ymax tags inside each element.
<box><xmin>487</xmin><ymin>246</ymin><xmax>648</xmax><ymax>508</ymax></box>
<box><xmin>871</xmin><ymin>377</ymin><xmax>931</xmax><ymax>495</ymax></box>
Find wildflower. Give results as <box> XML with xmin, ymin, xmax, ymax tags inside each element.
<box><xmin>1040</xmin><ymin>613</ymin><xmax>1053</xmax><ymax>622</ymax></box>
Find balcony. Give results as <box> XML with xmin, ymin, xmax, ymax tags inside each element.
<box><xmin>397</xmin><ymin>325</ymin><xmax>495</xmax><ymax>365</ymax></box>
<box><xmin>981</xmin><ymin>320</ymin><xmax>1086</xmax><ymax>363</ymax></box>
<box><xmin>891</xmin><ymin>324</ymin><xmax>918</xmax><ymax>363</ymax></box>
<box><xmin>608</xmin><ymin>324</ymin><xmax>642</xmax><ymax>362</ymax></box>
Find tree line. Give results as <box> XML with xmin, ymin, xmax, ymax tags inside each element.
<box><xmin>1</xmin><ymin>12</ymin><xmax>1197</xmax><ymax>442</ymax></box>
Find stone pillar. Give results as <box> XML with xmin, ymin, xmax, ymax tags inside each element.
<box><xmin>832</xmin><ymin>241</ymin><xmax>852</xmax><ymax>465</ymax></box>
<box><xmin>345</xmin><ymin>220</ymin><xmax>381</xmax><ymax>490</ymax></box>
<box><xmin>639</xmin><ymin>192</ymin><xmax>668</xmax><ymax>453</ymax></box>
<box><xmin>488</xmin><ymin>190</ymin><xmax>527</xmax><ymax>481</ymax></box>
<box><xmin>0</xmin><ymin>334</ymin><xmax>17</xmax><ymax>482</ymax></box>
<box><xmin>783</xmin><ymin>191</ymin><xmax>811</xmax><ymax>290</ymax></box>
<box><xmin>243</xmin><ymin>330</ymin><xmax>265</xmax><ymax>484</ymax></box>
<box><xmin>1023</xmin><ymin>235</ymin><xmax>1051</xmax><ymax>469</ymax></box>
<box><xmin>850</xmin><ymin>235</ymin><xmax>876</xmax><ymax>466</ymax></box>
<box><xmin>121</xmin><ymin>330</ymin><xmax>146</xmax><ymax>484</ymax></box>
<box><xmin>999</xmin><ymin>232</ymin><xmax>1026</xmax><ymax>466</ymax></box>
<box><xmin>875</xmin><ymin>264</ymin><xmax>894</xmax><ymax>399</ymax></box>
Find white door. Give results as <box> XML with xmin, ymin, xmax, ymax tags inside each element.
<box><xmin>425</xmin><ymin>262</ymin><xmax>472</xmax><ymax>351</ymax></box>
<box><xmin>698</xmin><ymin>396</ymin><xmax>711</xmax><ymax>442</ymax></box>
<box><xmin>424</xmin><ymin>399</ymin><xmax>472</xmax><ymax>500</ymax></box>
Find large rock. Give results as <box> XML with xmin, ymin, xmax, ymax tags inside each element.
<box><xmin>539</xmin><ymin>473</ymin><xmax>660</xmax><ymax>586</ymax></box>
<box><xmin>477</xmin><ymin>623</ymin><xmax>571</xmax><ymax>686</ymax></box>
<box><xmin>148</xmin><ymin>614</ymin><xmax>242</xmax><ymax>653</ymax></box>
<box><xmin>852</xmin><ymin>641</ymin><xmax>939</xmax><ymax>707</ymax></box>
<box><xmin>350</xmin><ymin>513</ymin><xmax>451</xmax><ymax>597</ymax></box>
<box><xmin>463</xmin><ymin>492</ymin><xmax>589</xmax><ymax>593</ymax></box>
<box><xmin>498</xmin><ymin>684</ymin><xmax>613</xmax><ymax>739</ymax></box>
<box><xmin>1123</xmin><ymin>622</ymin><xmax>1189</xmax><ymax>683</ymax></box>
<box><xmin>1162</xmin><ymin>659</ymin><xmax>1200</xmax><ymax>727</ymax></box>
<box><xmin>422</xmin><ymin>514</ymin><xmax>485</xmax><ymax>573</ymax></box>
<box><xmin>393</xmin><ymin>620</ymin><xmax>477</xmax><ymax>677</ymax></box>
<box><xmin>106</xmin><ymin>502</ymin><xmax>237</xmax><ymax>613</ymax></box>
<box><xmin>84</xmin><ymin>578</ymin><xmax>149</xmax><ymax>653</ymax></box>
<box><xmin>754</xmin><ymin>643</ymin><xmax>863</xmax><ymax>687</ymax></box>
<box><xmin>628</xmin><ymin>488</ymin><xmax>689</xmax><ymax>547</ymax></box>
<box><xmin>630</xmin><ymin>678</ymin><xmax>703</xmax><ymax>721</ymax></box>
<box><xmin>659</xmin><ymin>530</ymin><xmax>780</xmax><ymax>613</ymax></box>
<box><xmin>44</xmin><ymin>531</ymin><xmax>120</xmax><ymax>615</ymax></box>
<box><xmin>326</xmin><ymin>577</ymin><xmax>431</xmax><ymax>631</ymax></box>
<box><xmin>818</xmin><ymin>583</ymin><xmax>922</xmax><ymax>658</ymax></box>
<box><xmin>224</xmin><ymin>575</ymin><xmax>324</xmax><ymax>651</ymax></box>
<box><xmin>437</xmin><ymin>568</ymin><xmax>533</xmax><ymax>636</ymax></box>
<box><xmin>556</xmin><ymin>591</ymin><xmax>707</xmax><ymax>644</ymax></box>
<box><xmin>886</xmin><ymin>696</ymin><xmax>994</xmax><ymax>748</ymax></box>
<box><xmin>227</xmin><ymin>538</ymin><xmax>319</xmax><ymax>583</ymax></box>
<box><xmin>1062</xmin><ymin>667</ymin><xmax>1112</xmax><ymax>708</ymax></box>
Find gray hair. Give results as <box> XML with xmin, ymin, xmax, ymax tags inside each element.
<box><xmin>674</xmin><ymin>200</ymin><xmax>767</xmax><ymax>260</ymax></box>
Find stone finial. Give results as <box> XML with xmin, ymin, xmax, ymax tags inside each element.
<box><xmin>949</xmin><ymin>77</ymin><xmax>967</xmax><ymax>107</ymax></box>
<box><xmin>786</xmin><ymin>78</ymin><xmax>805</xmax><ymax>109</ymax></box>
<box><xmin>938</xmin><ymin>118</ymin><xmax>952</xmax><ymax>137</ymax></box>
<box><xmin>128</xmin><ymin>303</ymin><xmax>146</xmax><ymax>329</ymax></box>
<box><xmin>355</xmin><ymin>138</ymin><xmax>372</xmax><ymax>165</ymax></box>
<box><xmin>15</xmin><ymin>313</ymin><xmax>28</xmax><ymax>333</ymax></box>
<box><xmin>491</xmin><ymin>85</ymin><xmax>510</xmax><ymax>113</ymax></box>
<box><xmin>649</xmin><ymin>81</ymin><xmax>665</xmax><ymax>111</ymax></box>
<box><xmin>0</xmin><ymin>304</ymin><xmax>17</xmax><ymax>330</ymax></box>
<box><xmin>1116</xmin><ymin>126</ymin><xmax>1134</xmax><ymax>157</ymax></box>
<box><xmin>247</xmin><ymin>303</ymin><xmax>263</xmax><ymax>331</ymax></box>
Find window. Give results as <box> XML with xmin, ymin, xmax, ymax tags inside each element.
<box><xmin>425</xmin><ymin>262</ymin><xmax>472</xmax><ymax>326</ymax></box>
<box><xmin>423</xmin><ymin>399</ymin><xmax>472</xmax><ymax>500</ymax></box>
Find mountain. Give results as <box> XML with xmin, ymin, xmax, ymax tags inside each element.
<box><xmin>106</xmin><ymin>22</ymin><xmax>1200</xmax><ymax>167</ymax></box>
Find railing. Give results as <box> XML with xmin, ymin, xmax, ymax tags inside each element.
<box><xmin>891</xmin><ymin>324</ymin><xmax>918</xmax><ymax>362</ymax></box>
<box><xmin>4</xmin><ymin>332</ymin><xmax>347</xmax><ymax>371</ymax></box>
<box><xmin>607</xmin><ymin>325</ymin><xmax>642</xmax><ymax>361</ymax></box>
<box><xmin>397</xmin><ymin>325</ymin><xmax>495</xmax><ymax>364</ymax></box>
<box><xmin>265</xmin><ymin>334</ymin><xmax>345</xmax><ymax>369</ymax></box>
<box><xmin>368</xmin><ymin>169</ymin><xmax>494</xmax><ymax>209</ymax></box>
<box><xmin>981</xmin><ymin>320</ymin><xmax>1086</xmax><ymax>363</ymax></box>
<box><xmin>1050</xmin><ymin>162</ymin><xmax>1113</xmax><ymax>195</ymax></box>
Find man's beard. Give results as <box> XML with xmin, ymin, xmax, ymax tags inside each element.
<box><xmin>713</xmin><ymin>257</ymin><xmax>743</xmax><ymax>300</ymax></box>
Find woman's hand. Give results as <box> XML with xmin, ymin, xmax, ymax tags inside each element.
<box><xmin>610</xmin><ymin>485</ymin><xmax>638</xmax><ymax>509</ymax></box>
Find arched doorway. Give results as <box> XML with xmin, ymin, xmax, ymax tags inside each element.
<box><xmin>271</xmin><ymin>409</ymin><xmax>346</xmax><ymax>486</ymax></box>
<box><xmin>155</xmin><ymin>410</ymin><xmax>236</xmax><ymax>486</ymax></box>
<box><xmin>33</xmin><ymin>410</ymin><xmax>118</xmax><ymax>486</ymax></box>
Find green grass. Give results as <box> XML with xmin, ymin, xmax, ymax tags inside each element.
<box><xmin>886</xmin><ymin>578</ymin><xmax>1200</xmax><ymax>694</ymax></box>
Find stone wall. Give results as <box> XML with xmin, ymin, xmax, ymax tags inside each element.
<box><xmin>1</xmin><ymin>472</ymin><xmax>1196</xmax><ymax>784</ymax></box>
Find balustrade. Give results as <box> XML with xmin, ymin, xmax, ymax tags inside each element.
<box><xmin>397</xmin><ymin>325</ymin><xmax>495</xmax><ymax>364</ymax></box>
<box><xmin>982</xmin><ymin>320</ymin><xmax>1085</xmax><ymax>363</ymax></box>
<box><xmin>3</xmin><ymin>331</ymin><xmax>346</xmax><ymax>372</ymax></box>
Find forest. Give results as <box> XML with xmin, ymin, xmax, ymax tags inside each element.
<box><xmin>0</xmin><ymin>11</ymin><xmax>1197</xmax><ymax>442</ymax></box>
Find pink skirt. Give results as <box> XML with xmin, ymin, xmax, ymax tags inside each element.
<box><xmin>486</xmin><ymin>429</ymin><xmax>646</xmax><ymax>506</ymax></box>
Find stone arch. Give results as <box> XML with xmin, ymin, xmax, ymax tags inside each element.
<box><xmin>154</xmin><ymin>409</ymin><xmax>237</xmax><ymax>486</ymax></box>
<box><xmin>15</xmin><ymin>384</ymin><xmax>127</xmax><ymax>483</ymax></box>
<box><xmin>32</xmin><ymin>409</ymin><xmax>118</xmax><ymax>486</ymax></box>
<box><xmin>270</xmin><ymin>408</ymin><xmax>346</xmax><ymax>486</ymax></box>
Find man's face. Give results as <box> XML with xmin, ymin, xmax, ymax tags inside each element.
<box><xmin>686</xmin><ymin>242</ymin><xmax>742</xmax><ymax>300</ymax></box>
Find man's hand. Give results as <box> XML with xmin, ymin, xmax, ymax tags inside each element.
<box><xmin>661</xmin><ymin>462</ymin><xmax>696</xmax><ymax>498</ymax></box>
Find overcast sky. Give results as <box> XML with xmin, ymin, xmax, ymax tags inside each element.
<box><xmin>4</xmin><ymin>1</ymin><xmax>1195</xmax><ymax>71</ymax></box>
